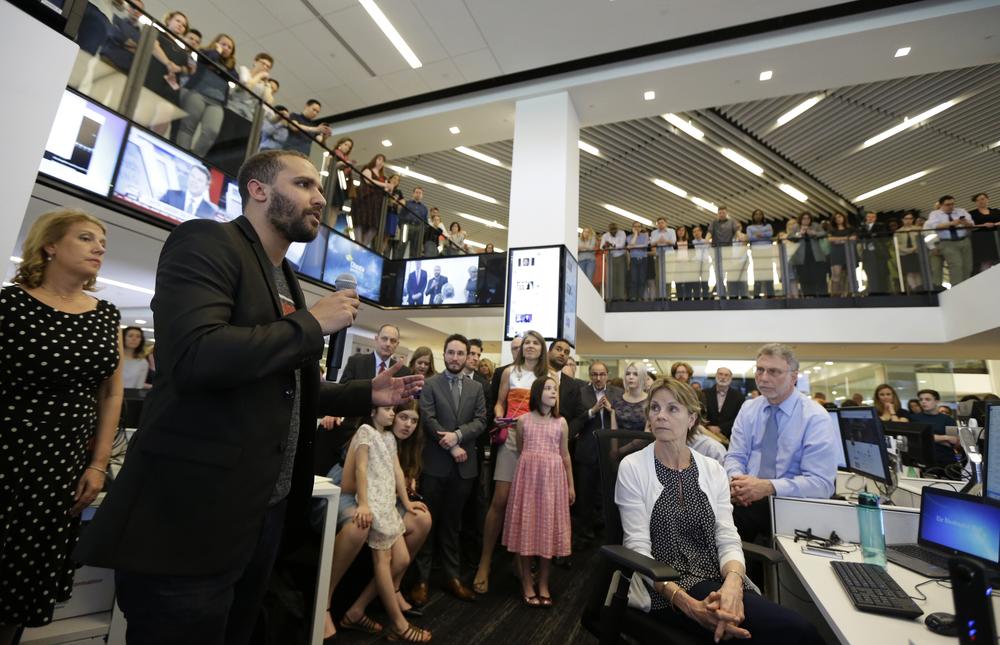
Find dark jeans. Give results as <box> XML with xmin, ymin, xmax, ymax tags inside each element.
<box><xmin>417</xmin><ymin>469</ymin><xmax>473</xmax><ymax>581</ymax></box>
<box><xmin>649</xmin><ymin>579</ymin><xmax>819</xmax><ymax>644</ymax></box>
<box><xmin>732</xmin><ymin>497</ymin><xmax>772</xmax><ymax>543</ymax></box>
<box><xmin>114</xmin><ymin>499</ymin><xmax>288</xmax><ymax>645</ymax></box>
<box><xmin>628</xmin><ymin>257</ymin><xmax>647</xmax><ymax>300</ymax></box>
<box><xmin>573</xmin><ymin>432</ymin><xmax>602</xmax><ymax>535</ymax></box>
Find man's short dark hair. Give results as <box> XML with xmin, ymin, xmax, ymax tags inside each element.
<box><xmin>412</xmin><ymin>186</ymin><xmax>423</xmax><ymax>193</ymax></box>
<box><xmin>972</xmin><ymin>192</ymin><xmax>989</xmax><ymax>202</ymax></box>
<box><xmin>237</xmin><ymin>149</ymin><xmax>310</xmax><ymax>205</ymax></box>
<box><xmin>188</xmin><ymin>28</ymin><xmax>202</xmax><ymax>38</ymax></box>
<box><xmin>377</xmin><ymin>323</ymin><xmax>400</xmax><ymax>337</ymax></box>
<box><xmin>255</xmin><ymin>52</ymin><xmax>274</xmax><ymax>65</ymax></box>
<box><xmin>917</xmin><ymin>388</ymin><xmax>941</xmax><ymax>401</ymax></box>
<box><xmin>549</xmin><ymin>338</ymin><xmax>571</xmax><ymax>351</ymax></box>
<box><xmin>189</xmin><ymin>164</ymin><xmax>210</xmax><ymax>181</ymax></box>
<box><xmin>468</xmin><ymin>338</ymin><xmax>483</xmax><ymax>351</ymax></box>
<box><xmin>938</xmin><ymin>195</ymin><xmax>955</xmax><ymax>204</ymax></box>
<box><xmin>589</xmin><ymin>360</ymin><xmax>608</xmax><ymax>374</ymax></box>
<box><xmin>269</xmin><ymin>78</ymin><xmax>280</xmax><ymax>91</ymax></box>
<box><xmin>273</xmin><ymin>104</ymin><xmax>287</xmax><ymax>112</ymax></box>
<box><xmin>306</xmin><ymin>99</ymin><xmax>321</xmax><ymax>107</ymax></box>
<box><xmin>444</xmin><ymin>333</ymin><xmax>469</xmax><ymax>353</ymax></box>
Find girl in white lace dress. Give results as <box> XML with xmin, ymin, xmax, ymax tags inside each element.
<box><xmin>348</xmin><ymin>406</ymin><xmax>431</xmax><ymax>642</ymax></box>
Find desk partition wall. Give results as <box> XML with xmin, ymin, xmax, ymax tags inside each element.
<box><xmin>771</xmin><ymin>497</ymin><xmax>919</xmax><ymax>545</ymax></box>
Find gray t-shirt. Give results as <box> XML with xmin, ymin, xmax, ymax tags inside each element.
<box><xmin>709</xmin><ymin>218</ymin><xmax>740</xmax><ymax>245</ymax></box>
<box><xmin>269</xmin><ymin>265</ymin><xmax>302</xmax><ymax>505</ymax></box>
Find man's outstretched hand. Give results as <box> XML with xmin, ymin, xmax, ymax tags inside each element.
<box><xmin>371</xmin><ymin>361</ymin><xmax>423</xmax><ymax>406</ymax></box>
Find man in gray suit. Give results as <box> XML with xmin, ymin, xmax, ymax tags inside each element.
<box><xmin>574</xmin><ymin>360</ymin><xmax>624</xmax><ymax>543</ymax></box>
<box><xmin>413</xmin><ymin>334</ymin><xmax>486</xmax><ymax>604</ymax></box>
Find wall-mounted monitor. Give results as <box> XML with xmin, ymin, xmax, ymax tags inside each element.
<box><xmin>505</xmin><ymin>245</ymin><xmax>577</xmax><ymax>346</ymax></box>
<box><xmin>400</xmin><ymin>256</ymin><xmax>482</xmax><ymax>306</ymax></box>
<box><xmin>323</xmin><ymin>232</ymin><xmax>383</xmax><ymax>302</ymax></box>
<box><xmin>112</xmin><ymin>127</ymin><xmax>239</xmax><ymax>225</ymax></box>
<box><xmin>286</xmin><ymin>227</ymin><xmax>329</xmax><ymax>281</ymax></box>
<box><xmin>40</xmin><ymin>90</ymin><xmax>127</xmax><ymax>196</ymax></box>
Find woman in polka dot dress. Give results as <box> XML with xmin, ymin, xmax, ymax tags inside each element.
<box><xmin>1</xmin><ymin>210</ymin><xmax>123</xmax><ymax>639</ymax></box>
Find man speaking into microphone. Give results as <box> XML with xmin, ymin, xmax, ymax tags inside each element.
<box><xmin>75</xmin><ymin>150</ymin><xmax>422</xmax><ymax>645</ymax></box>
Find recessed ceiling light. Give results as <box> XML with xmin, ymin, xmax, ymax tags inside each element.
<box><xmin>777</xmin><ymin>183</ymin><xmax>809</xmax><ymax>202</ymax></box>
<box><xmin>449</xmin><ymin>126</ymin><xmax>461</xmax><ymax>134</ymax></box>
<box><xmin>652</xmin><ymin>178</ymin><xmax>688</xmax><ymax>198</ymax></box>
<box><xmin>443</xmin><ymin>183</ymin><xmax>498</xmax><ymax>204</ymax></box>
<box><xmin>825</xmin><ymin>361</ymin><xmax>834</xmax><ymax>365</ymax></box>
<box><xmin>465</xmin><ymin>240</ymin><xmax>504</xmax><ymax>252</ymax></box>
<box><xmin>603</xmin><ymin>203</ymin><xmax>653</xmax><ymax>226</ymax></box>
<box><xmin>458</xmin><ymin>212</ymin><xmax>507</xmax><ymax>229</ymax></box>
<box><xmin>862</xmin><ymin>100</ymin><xmax>956</xmax><ymax>148</ymax></box>
<box><xmin>578</xmin><ymin>141</ymin><xmax>601</xmax><ymax>156</ymax></box>
<box><xmin>759</xmin><ymin>70</ymin><xmax>773</xmax><ymax>81</ymax></box>
<box><xmin>643</xmin><ymin>90</ymin><xmax>656</xmax><ymax>101</ymax></box>
<box><xmin>387</xmin><ymin>164</ymin><xmax>438</xmax><ymax>184</ymax></box>
<box><xmin>853</xmin><ymin>170</ymin><xmax>929</xmax><ymax>202</ymax></box>
<box><xmin>690</xmin><ymin>197</ymin><xmax>718</xmax><ymax>213</ymax></box>
<box><xmin>135</xmin><ymin>319</ymin><xmax>147</xmax><ymax>325</ymax></box>
<box><xmin>894</xmin><ymin>46</ymin><xmax>911</xmax><ymax>58</ymax></box>
<box><xmin>719</xmin><ymin>148</ymin><xmax>764</xmax><ymax>176</ymax></box>
<box><xmin>775</xmin><ymin>95</ymin><xmax>824</xmax><ymax>127</ymax></box>
<box><xmin>381</xmin><ymin>139</ymin><xmax>393</xmax><ymax>147</ymax></box>
<box><xmin>662</xmin><ymin>113</ymin><xmax>704</xmax><ymax>140</ymax></box>
<box><xmin>95</xmin><ymin>276</ymin><xmax>155</xmax><ymax>295</ymax></box>
<box><xmin>455</xmin><ymin>146</ymin><xmax>504</xmax><ymax>168</ymax></box>
<box><xmin>359</xmin><ymin>0</ymin><xmax>423</xmax><ymax>69</ymax></box>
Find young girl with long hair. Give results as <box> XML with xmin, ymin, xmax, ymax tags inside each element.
<box><xmin>503</xmin><ymin>376</ymin><xmax>574</xmax><ymax>607</ymax></box>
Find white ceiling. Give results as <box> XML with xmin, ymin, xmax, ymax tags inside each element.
<box><xmin>140</xmin><ymin>0</ymin><xmax>847</xmax><ymax>116</ymax></box>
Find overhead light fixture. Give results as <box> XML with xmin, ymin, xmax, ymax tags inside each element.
<box><xmin>862</xmin><ymin>100</ymin><xmax>956</xmax><ymax>148</ymax></box>
<box><xmin>465</xmin><ymin>240</ymin><xmax>504</xmax><ymax>252</ymax></box>
<box><xmin>690</xmin><ymin>197</ymin><xmax>718</xmax><ymax>213</ymax></box>
<box><xmin>342</xmin><ymin>205</ymin><xmax>352</xmax><ymax>212</ymax></box>
<box><xmin>358</xmin><ymin>0</ymin><xmax>422</xmax><ymax>69</ymax></box>
<box><xmin>578</xmin><ymin>141</ymin><xmax>601</xmax><ymax>156</ymax></box>
<box><xmin>825</xmin><ymin>361</ymin><xmax>834</xmax><ymax>365</ymax></box>
<box><xmin>443</xmin><ymin>183</ymin><xmax>498</xmax><ymax>204</ymax></box>
<box><xmin>458</xmin><ymin>212</ymin><xmax>507</xmax><ymax>229</ymax></box>
<box><xmin>775</xmin><ymin>95</ymin><xmax>823</xmax><ymax>127</ymax></box>
<box><xmin>652</xmin><ymin>178</ymin><xmax>687</xmax><ymax>198</ymax></box>
<box><xmin>853</xmin><ymin>170</ymin><xmax>929</xmax><ymax>202</ymax></box>
<box><xmin>135</xmin><ymin>319</ymin><xmax>147</xmax><ymax>325</ymax></box>
<box><xmin>759</xmin><ymin>70</ymin><xmax>773</xmax><ymax>81</ymax></box>
<box><xmin>141</xmin><ymin>327</ymin><xmax>155</xmax><ymax>333</ymax></box>
<box><xmin>894</xmin><ymin>46</ymin><xmax>911</xmax><ymax>58</ymax></box>
<box><xmin>661</xmin><ymin>113</ymin><xmax>704</xmax><ymax>140</ymax></box>
<box><xmin>719</xmin><ymin>148</ymin><xmax>764</xmax><ymax>176</ymax></box>
<box><xmin>577</xmin><ymin>227</ymin><xmax>583</xmax><ymax>234</ymax></box>
<box><xmin>603</xmin><ymin>203</ymin><xmax>653</xmax><ymax>226</ymax></box>
<box><xmin>449</xmin><ymin>126</ymin><xmax>461</xmax><ymax>134</ymax></box>
<box><xmin>778</xmin><ymin>183</ymin><xmax>809</xmax><ymax>202</ymax></box>
<box><xmin>643</xmin><ymin>90</ymin><xmax>656</xmax><ymax>101</ymax></box>
<box><xmin>381</xmin><ymin>139</ymin><xmax>393</xmax><ymax>147</ymax></box>
<box><xmin>387</xmin><ymin>164</ymin><xmax>438</xmax><ymax>184</ymax></box>
<box><xmin>455</xmin><ymin>146</ymin><xmax>504</xmax><ymax>168</ymax></box>
<box><xmin>96</xmin><ymin>276</ymin><xmax>155</xmax><ymax>295</ymax></box>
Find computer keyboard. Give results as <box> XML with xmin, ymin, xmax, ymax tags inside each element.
<box><xmin>830</xmin><ymin>561</ymin><xmax>924</xmax><ymax>619</ymax></box>
<box><xmin>889</xmin><ymin>544</ymin><xmax>951</xmax><ymax>571</ymax></box>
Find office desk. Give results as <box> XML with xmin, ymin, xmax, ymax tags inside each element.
<box><xmin>777</xmin><ymin>535</ymin><xmax>999</xmax><ymax>644</ymax></box>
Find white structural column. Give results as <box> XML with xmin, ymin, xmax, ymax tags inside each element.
<box><xmin>1</xmin><ymin>4</ymin><xmax>78</xmax><ymax>262</ymax></box>
<box><xmin>501</xmin><ymin>92</ymin><xmax>580</xmax><ymax>360</ymax></box>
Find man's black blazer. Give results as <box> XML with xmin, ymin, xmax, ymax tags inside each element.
<box><xmin>704</xmin><ymin>385</ymin><xmax>745</xmax><ymax>438</ymax></box>
<box><xmin>75</xmin><ymin>217</ymin><xmax>373</xmax><ymax>576</ymax></box>
<box><xmin>339</xmin><ymin>352</ymin><xmax>410</xmax><ymax>383</ymax></box>
<box><xmin>405</xmin><ymin>270</ymin><xmax>427</xmax><ymax>304</ymax></box>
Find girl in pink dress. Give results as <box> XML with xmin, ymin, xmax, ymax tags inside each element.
<box><xmin>503</xmin><ymin>376</ymin><xmax>575</xmax><ymax>608</ymax></box>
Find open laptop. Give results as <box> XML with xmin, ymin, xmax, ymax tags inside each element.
<box><xmin>886</xmin><ymin>486</ymin><xmax>1000</xmax><ymax>577</ymax></box>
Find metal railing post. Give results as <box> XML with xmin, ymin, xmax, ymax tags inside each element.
<box><xmin>117</xmin><ymin>24</ymin><xmax>157</xmax><ymax>118</ymax></box>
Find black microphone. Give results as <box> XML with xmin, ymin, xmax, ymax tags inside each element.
<box><xmin>324</xmin><ymin>273</ymin><xmax>358</xmax><ymax>382</ymax></box>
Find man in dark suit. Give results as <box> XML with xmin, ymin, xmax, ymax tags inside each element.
<box><xmin>575</xmin><ymin>360</ymin><xmax>623</xmax><ymax>542</ymax></box>
<box><xmin>459</xmin><ymin>337</ymin><xmax>490</xmax><ymax>570</ymax></box>
<box><xmin>548</xmin><ymin>338</ymin><xmax>583</xmax><ymax>439</ymax></box>
<box><xmin>414</xmin><ymin>334</ymin><xmax>486</xmax><ymax>603</ymax></box>
<box><xmin>858</xmin><ymin>211</ymin><xmax>890</xmax><ymax>295</ymax></box>
<box><xmin>425</xmin><ymin>265</ymin><xmax>448</xmax><ymax>304</ymax></box>
<box><xmin>74</xmin><ymin>150</ymin><xmax>422</xmax><ymax>645</ymax></box>
<box><xmin>405</xmin><ymin>260</ymin><xmax>427</xmax><ymax>305</ymax></box>
<box><xmin>463</xmin><ymin>338</ymin><xmax>490</xmax><ymax>387</ymax></box>
<box><xmin>704</xmin><ymin>366</ymin><xmax>744</xmax><ymax>440</ymax></box>
<box><xmin>338</xmin><ymin>323</ymin><xmax>411</xmax><ymax>382</ymax></box>
<box><xmin>160</xmin><ymin>164</ymin><xmax>221</xmax><ymax>221</ymax></box>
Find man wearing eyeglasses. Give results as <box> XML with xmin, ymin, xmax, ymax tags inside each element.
<box><xmin>724</xmin><ymin>343</ymin><xmax>838</xmax><ymax>542</ymax></box>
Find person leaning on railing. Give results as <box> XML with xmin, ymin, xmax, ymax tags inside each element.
<box><xmin>746</xmin><ymin>209</ymin><xmax>775</xmax><ymax>298</ymax></box>
<box><xmin>788</xmin><ymin>212</ymin><xmax>828</xmax><ymax>297</ymax></box>
<box><xmin>924</xmin><ymin>195</ymin><xmax>975</xmax><ymax>288</ymax></box>
<box><xmin>896</xmin><ymin>211</ymin><xmax>924</xmax><ymax>292</ymax></box>
<box><xmin>176</xmin><ymin>34</ymin><xmax>239</xmax><ymax>157</ymax></box>
<box><xmin>970</xmin><ymin>192</ymin><xmax>1000</xmax><ymax>273</ymax></box>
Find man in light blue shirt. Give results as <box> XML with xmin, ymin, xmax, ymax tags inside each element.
<box><xmin>724</xmin><ymin>343</ymin><xmax>837</xmax><ymax>541</ymax></box>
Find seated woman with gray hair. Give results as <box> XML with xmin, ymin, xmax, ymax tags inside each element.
<box><xmin>615</xmin><ymin>378</ymin><xmax>819</xmax><ymax>643</ymax></box>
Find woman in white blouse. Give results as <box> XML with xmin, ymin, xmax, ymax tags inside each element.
<box><xmin>121</xmin><ymin>326</ymin><xmax>149</xmax><ymax>389</ymax></box>
<box><xmin>615</xmin><ymin>378</ymin><xmax>818</xmax><ymax>643</ymax></box>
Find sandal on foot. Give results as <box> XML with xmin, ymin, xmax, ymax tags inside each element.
<box><xmin>387</xmin><ymin>623</ymin><xmax>432</xmax><ymax>642</ymax></box>
<box><xmin>339</xmin><ymin>613</ymin><xmax>382</xmax><ymax>634</ymax></box>
<box><xmin>538</xmin><ymin>595</ymin><xmax>553</xmax><ymax>608</ymax></box>
<box><xmin>522</xmin><ymin>594</ymin><xmax>541</xmax><ymax>607</ymax></box>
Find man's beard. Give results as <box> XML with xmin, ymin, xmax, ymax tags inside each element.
<box><xmin>267</xmin><ymin>188</ymin><xmax>319</xmax><ymax>243</ymax></box>
<box><xmin>446</xmin><ymin>362</ymin><xmax>464</xmax><ymax>374</ymax></box>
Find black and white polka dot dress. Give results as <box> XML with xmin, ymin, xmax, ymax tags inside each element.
<box><xmin>0</xmin><ymin>285</ymin><xmax>120</xmax><ymax>627</ymax></box>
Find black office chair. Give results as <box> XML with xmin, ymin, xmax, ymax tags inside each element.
<box><xmin>580</xmin><ymin>430</ymin><xmax>784</xmax><ymax>645</ymax></box>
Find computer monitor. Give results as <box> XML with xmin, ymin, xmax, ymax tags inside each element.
<box><xmin>884</xmin><ymin>421</ymin><xmax>935</xmax><ymax>468</ymax></box>
<box><xmin>838</xmin><ymin>407</ymin><xmax>891</xmax><ymax>484</ymax></box>
<box><xmin>984</xmin><ymin>402</ymin><xmax>1000</xmax><ymax>501</ymax></box>
<box><xmin>919</xmin><ymin>486</ymin><xmax>1000</xmax><ymax>567</ymax></box>
<box><xmin>828</xmin><ymin>410</ymin><xmax>847</xmax><ymax>469</ymax></box>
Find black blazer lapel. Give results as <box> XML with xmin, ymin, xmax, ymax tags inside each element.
<box><xmin>234</xmin><ymin>216</ymin><xmax>282</xmax><ymax>317</ymax></box>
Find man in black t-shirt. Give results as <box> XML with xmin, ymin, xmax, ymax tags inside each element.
<box><xmin>285</xmin><ymin>99</ymin><xmax>330</xmax><ymax>155</ymax></box>
<box><xmin>909</xmin><ymin>388</ymin><xmax>961</xmax><ymax>467</ymax></box>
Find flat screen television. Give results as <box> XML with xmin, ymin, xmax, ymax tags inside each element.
<box><xmin>286</xmin><ymin>227</ymin><xmax>329</xmax><ymax>281</ymax></box>
<box><xmin>322</xmin><ymin>232</ymin><xmax>383</xmax><ymax>302</ymax></box>
<box><xmin>400</xmin><ymin>256</ymin><xmax>483</xmax><ymax>306</ymax></box>
<box><xmin>112</xmin><ymin>127</ymin><xmax>239</xmax><ymax>225</ymax></box>
<box><xmin>39</xmin><ymin>90</ymin><xmax>128</xmax><ymax>196</ymax></box>
<box><xmin>505</xmin><ymin>245</ymin><xmax>577</xmax><ymax>345</ymax></box>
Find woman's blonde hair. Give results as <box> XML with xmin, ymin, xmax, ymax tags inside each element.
<box><xmin>14</xmin><ymin>209</ymin><xmax>106</xmax><ymax>291</ymax></box>
<box><xmin>645</xmin><ymin>377</ymin><xmax>703</xmax><ymax>441</ymax></box>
